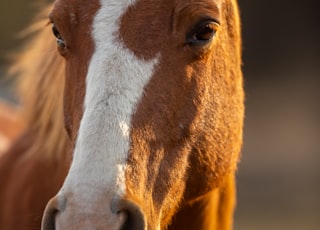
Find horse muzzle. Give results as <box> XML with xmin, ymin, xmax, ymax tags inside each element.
<box><xmin>41</xmin><ymin>194</ymin><xmax>147</xmax><ymax>230</ymax></box>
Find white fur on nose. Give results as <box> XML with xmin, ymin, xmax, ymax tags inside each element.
<box><xmin>57</xmin><ymin>0</ymin><xmax>158</xmax><ymax>220</ymax></box>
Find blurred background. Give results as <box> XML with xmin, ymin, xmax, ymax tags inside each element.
<box><xmin>0</xmin><ymin>0</ymin><xmax>319</xmax><ymax>229</ymax></box>
<box><xmin>235</xmin><ymin>1</ymin><xmax>319</xmax><ymax>229</ymax></box>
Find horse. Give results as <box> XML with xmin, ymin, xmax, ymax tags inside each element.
<box><xmin>0</xmin><ymin>0</ymin><xmax>244</xmax><ymax>229</ymax></box>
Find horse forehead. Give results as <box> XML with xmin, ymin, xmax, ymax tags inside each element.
<box><xmin>52</xmin><ymin>0</ymin><xmax>223</xmax><ymax>60</ymax></box>
<box><xmin>54</xmin><ymin>0</ymin><xmax>223</xmax><ymax>31</ymax></box>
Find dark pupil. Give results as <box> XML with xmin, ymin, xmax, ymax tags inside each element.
<box><xmin>52</xmin><ymin>25</ymin><xmax>62</xmax><ymax>40</ymax></box>
<box><xmin>52</xmin><ymin>24</ymin><xmax>65</xmax><ymax>47</ymax></box>
<box><xmin>193</xmin><ymin>23</ymin><xmax>215</xmax><ymax>41</ymax></box>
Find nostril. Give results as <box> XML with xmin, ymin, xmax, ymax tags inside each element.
<box><xmin>112</xmin><ymin>199</ymin><xmax>146</xmax><ymax>230</ymax></box>
<box><xmin>41</xmin><ymin>197</ymin><xmax>61</xmax><ymax>230</ymax></box>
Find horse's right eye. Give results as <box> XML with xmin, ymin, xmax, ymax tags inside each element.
<box><xmin>52</xmin><ymin>24</ymin><xmax>66</xmax><ymax>51</ymax></box>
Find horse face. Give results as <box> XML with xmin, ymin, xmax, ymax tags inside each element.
<box><xmin>43</xmin><ymin>0</ymin><xmax>243</xmax><ymax>229</ymax></box>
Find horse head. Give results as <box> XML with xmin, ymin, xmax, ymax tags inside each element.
<box><xmin>42</xmin><ymin>0</ymin><xmax>244</xmax><ymax>229</ymax></box>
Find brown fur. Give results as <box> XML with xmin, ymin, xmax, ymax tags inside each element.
<box><xmin>0</xmin><ymin>0</ymin><xmax>244</xmax><ymax>229</ymax></box>
<box><xmin>169</xmin><ymin>174</ymin><xmax>236</xmax><ymax>229</ymax></box>
<box><xmin>121</xmin><ymin>0</ymin><xmax>243</xmax><ymax>228</ymax></box>
<box><xmin>48</xmin><ymin>0</ymin><xmax>100</xmax><ymax>141</ymax></box>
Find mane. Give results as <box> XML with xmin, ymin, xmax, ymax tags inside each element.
<box><xmin>9</xmin><ymin>4</ymin><xmax>68</xmax><ymax>160</ymax></box>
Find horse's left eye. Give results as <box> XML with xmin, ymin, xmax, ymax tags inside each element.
<box><xmin>187</xmin><ymin>20</ymin><xmax>220</xmax><ymax>46</ymax></box>
<box><xmin>52</xmin><ymin>24</ymin><xmax>66</xmax><ymax>49</ymax></box>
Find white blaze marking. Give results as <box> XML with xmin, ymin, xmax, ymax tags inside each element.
<box><xmin>59</xmin><ymin>0</ymin><xmax>158</xmax><ymax>212</ymax></box>
<box><xmin>119</xmin><ymin>121</ymin><xmax>130</xmax><ymax>138</ymax></box>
